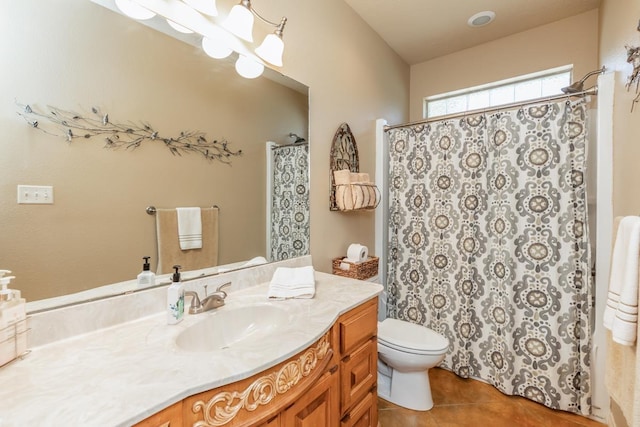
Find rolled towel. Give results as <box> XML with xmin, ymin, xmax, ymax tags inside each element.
<box><xmin>176</xmin><ymin>207</ymin><xmax>202</xmax><ymax>250</ymax></box>
<box><xmin>336</xmin><ymin>185</ymin><xmax>354</xmax><ymax>210</ymax></box>
<box><xmin>267</xmin><ymin>266</ymin><xmax>316</xmax><ymax>299</ymax></box>
<box><xmin>333</xmin><ymin>169</ymin><xmax>351</xmax><ymax>185</ymax></box>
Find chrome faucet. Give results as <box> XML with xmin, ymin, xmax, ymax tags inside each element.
<box><xmin>185</xmin><ymin>282</ymin><xmax>231</xmax><ymax>315</ymax></box>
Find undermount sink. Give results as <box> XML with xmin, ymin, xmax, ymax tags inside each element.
<box><xmin>175</xmin><ymin>303</ymin><xmax>291</xmax><ymax>352</ymax></box>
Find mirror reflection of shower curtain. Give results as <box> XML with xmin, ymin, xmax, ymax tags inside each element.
<box><xmin>266</xmin><ymin>142</ymin><xmax>310</xmax><ymax>261</ymax></box>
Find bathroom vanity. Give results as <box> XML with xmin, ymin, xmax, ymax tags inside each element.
<box><xmin>0</xmin><ymin>263</ymin><xmax>381</xmax><ymax>427</ymax></box>
<box><xmin>137</xmin><ymin>298</ymin><xmax>378</xmax><ymax>427</ymax></box>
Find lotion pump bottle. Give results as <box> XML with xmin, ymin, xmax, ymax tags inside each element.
<box><xmin>0</xmin><ymin>270</ymin><xmax>27</xmax><ymax>366</ymax></box>
<box><xmin>167</xmin><ymin>265</ymin><xmax>184</xmax><ymax>325</ymax></box>
<box><xmin>137</xmin><ymin>256</ymin><xmax>156</xmax><ymax>288</ymax></box>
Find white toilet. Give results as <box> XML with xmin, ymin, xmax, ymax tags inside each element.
<box><xmin>377</xmin><ymin>318</ymin><xmax>449</xmax><ymax>411</ymax></box>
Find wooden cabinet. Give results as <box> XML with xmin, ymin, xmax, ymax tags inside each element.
<box><xmin>134</xmin><ymin>298</ymin><xmax>378</xmax><ymax>427</ymax></box>
<box><xmin>183</xmin><ymin>331</ymin><xmax>333</xmax><ymax>427</ymax></box>
<box><xmin>282</xmin><ymin>368</ymin><xmax>340</xmax><ymax>427</ymax></box>
<box><xmin>336</xmin><ymin>298</ymin><xmax>378</xmax><ymax>427</ymax></box>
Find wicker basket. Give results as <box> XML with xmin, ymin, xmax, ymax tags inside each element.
<box><xmin>332</xmin><ymin>256</ymin><xmax>379</xmax><ymax>280</ymax></box>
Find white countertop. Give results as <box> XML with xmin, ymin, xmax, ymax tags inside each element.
<box><xmin>0</xmin><ymin>272</ymin><xmax>382</xmax><ymax>427</ymax></box>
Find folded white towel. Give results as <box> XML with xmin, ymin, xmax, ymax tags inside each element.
<box><xmin>176</xmin><ymin>207</ymin><xmax>202</xmax><ymax>250</ymax></box>
<box><xmin>267</xmin><ymin>266</ymin><xmax>316</xmax><ymax>299</ymax></box>
<box><xmin>604</xmin><ymin>216</ymin><xmax>640</xmax><ymax>345</ymax></box>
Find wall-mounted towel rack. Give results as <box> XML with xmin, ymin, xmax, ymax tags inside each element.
<box><xmin>146</xmin><ymin>205</ymin><xmax>219</xmax><ymax>215</ymax></box>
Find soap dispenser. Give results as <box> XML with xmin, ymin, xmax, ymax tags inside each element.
<box><xmin>0</xmin><ymin>270</ymin><xmax>27</xmax><ymax>366</ymax></box>
<box><xmin>137</xmin><ymin>256</ymin><xmax>156</xmax><ymax>288</ymax></box>
<box><xmin>167</xmin><ymin>265</ymin><xmax>184</xmax><ymax>325</ymax></box>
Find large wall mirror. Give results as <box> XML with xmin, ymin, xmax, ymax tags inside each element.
<box><xmin>0</xmin><ymin>0</ymin><xmax>309</xmax><ymax>310</ymax></box>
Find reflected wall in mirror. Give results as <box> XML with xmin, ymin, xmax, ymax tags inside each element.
<box><xmin>0</xmin><ymin>0</ymin><xmax>309</xmax><ymax>306</ymax></box>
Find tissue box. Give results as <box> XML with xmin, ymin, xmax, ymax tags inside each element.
<box><xmin>332</xmin><ymin>256</ymin><xmax>379</xmax><ymax>280</ymax></box>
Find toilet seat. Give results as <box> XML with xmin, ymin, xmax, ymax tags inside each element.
<box><xmin>378</xmin><ymin>318</ymin><xmax>449</xmax><ymax>354</ymax></box>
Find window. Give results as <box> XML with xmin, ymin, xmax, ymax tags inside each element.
<box><xmin>424</xmin><ymin>66</ymin><xmax>572</xmax><ymax>119</ymax></box>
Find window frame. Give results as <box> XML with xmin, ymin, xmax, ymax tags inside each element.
<box><xmin>423</xmin><ymin>65</ymin><xmax>573</xmax><ymax>119</ymax></box>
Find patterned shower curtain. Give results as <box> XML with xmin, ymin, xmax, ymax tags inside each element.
<box><xmin>386</xmin><ymin>98</ymin><xmax>592</xmax><ymax>415</ymax></box>
<box><xmin>270</xmin><ymin>144</ymin><xmax>310</xmax><ymax>260</ymax></box>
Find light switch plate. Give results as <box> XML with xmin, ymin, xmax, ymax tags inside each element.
<box><xmin>17</xmin><ymin>185</ymin><xmax>54</xmax><ymax>204</ymax></box>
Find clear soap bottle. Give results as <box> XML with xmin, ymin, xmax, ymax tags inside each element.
<box><xmin>137</xmin><ymin>256</ymin><xmax>156</xmax><ymax>288</ymax></box>
<box><xmin>167</xmin><ymin>265</ymin><xmax>184</xmax><ymax>325</ymax></box>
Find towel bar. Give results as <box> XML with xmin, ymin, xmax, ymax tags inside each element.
<box><xmin>146</xmin><ymin>205</ymin><xmax>219</xmax><ymax>215</ymax></box>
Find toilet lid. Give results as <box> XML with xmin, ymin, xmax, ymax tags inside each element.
<box><xmin>378</xmin><ymin>318</ymin><xmax>449</xmax><ymax>353</ymax></box>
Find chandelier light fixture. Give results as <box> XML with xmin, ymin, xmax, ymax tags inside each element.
<box><xmin>223</xmin><ymin>0</ymin><xmax>287</xmax><ymax>68</ymax></box>
<box><xmin>113</xmin><ymin>0</ymin><xmax>287</xmax><ymax>79</ymax></box>
<box><xmin>202</xmin><ymin>26</ymin><xmax>234</xmax><ymax>59</ymax></box>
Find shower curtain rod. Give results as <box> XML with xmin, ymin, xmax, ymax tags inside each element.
<box><xmin>271</xmin><ymin>141</ymin><xmax>309</xmax><ymax>149</ymax></box>
<box><xmin>383</xmin><ymin>86</ymin><xmax>598</xmax><ymax>131</ymax></box>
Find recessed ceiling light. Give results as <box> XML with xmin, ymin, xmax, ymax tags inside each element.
<box><xmin>468</xmin><ymin>11</ymin><xmax>496</xmax><ymax>28</ymax></box>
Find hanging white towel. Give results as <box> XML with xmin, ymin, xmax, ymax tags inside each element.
<box><xmin>176</xmin><ymin>207</ymin><xmax>202</xmax><ymax>250</ymax></box>
<box><xmin>604</xmin><ymin>216</ymin><xmax>640</xmax><ymax>345</ymax></box>
<box><xmin>267</xmin><ymin>266</ymin><xmax>316</xmax><ymax>299</ymax></box>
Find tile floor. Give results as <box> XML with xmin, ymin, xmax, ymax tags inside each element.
<box><xmin>378</xmin><ymin>368</ymin><xmax>606</xmax><ymax>427</ymax></box>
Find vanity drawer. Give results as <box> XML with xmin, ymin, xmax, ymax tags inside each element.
<box><xmin>339</xmin><ymin>298</ymin><xmax>377</xmax><ymax>355</ymax></box>
<box><xmin>340</xmin><ymin>337</ymin><xmax>377</xmax><ymax>414</ymax></box>
<box><xmin>341</xmin><ymin>390</ymin><xmax>377</xmax><ymax>427</ymax></box>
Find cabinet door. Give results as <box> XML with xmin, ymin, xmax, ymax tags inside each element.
<box><xmin>133</xmin><ymin>402</ymin><xmax>183</xmax><ymax>427</ymax></box>
<box><xmin>341</xmin><ymin>338</ymin><xmax>377</xmax><ymax>414</ymax></box>
<box><xmin>283</xmin><ymin>367</ymin><xmax>340</xmax><ymax>427</ymax></box>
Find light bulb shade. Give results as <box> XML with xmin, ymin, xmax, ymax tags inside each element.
<box><xmin>223</xmin><ymin>4</ymin><xmax>254</xmax><ymax>42</ymax></box>
<box><xmin>183</xmin><ymin>0</ymin><xmax>218</xmax><ymax>17</ymax></box>
<box><xmin>202</xmin><ymin>37</ymin><xmax>233</xmax><ymax>59</ymax></box>
<box><xmin>235</xmin><ymin>55</ymin><xmax>264</xmax><ymax>79</ymax></box>
<box><xmin>167</xmin><ymin>19</ymin><xmax>194</xmax><ymax>34</ymax></box>
<box><xmin>255</xmin><ymin>34</ymin><xmax>284</xmax><ymax>67</ymax></box>
<box><xmin>115</xmin><ymin>0</ymin><xmax>156</xmax><ymax>20</ymax></box>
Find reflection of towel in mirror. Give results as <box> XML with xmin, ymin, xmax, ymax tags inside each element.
<box><xmin>267</xmin><ymin>266</ymin><xmax>315</xmax><ymax>299</ymax></box>
<box><xmin>176</xmin><ymin>207</ymin><xmax>202</xmax><ymax>250</ymax></box>
<box><xmin>156</xmin><ymin>207</ymin><xmax>219</xmax><ymax>274</ymax></box>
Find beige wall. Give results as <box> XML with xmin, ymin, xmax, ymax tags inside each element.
<box><xmin>409</xmin><ymin>10</ymin><xmax>600</xmax><ymax>121</ymax></box>
<box><xmin>0</xmin><ymin>1</ymin><xmax>308</xmax><ymax>300</ymax></box>
<box><xmin>599</xmin><ymin>0</ymin><xmax>640</xmax><ymax>219</ymax></box>
<box><xmin>598</xmin><ymin>1</ymin><xmax>640</xmax><ymax>425</ymax></box>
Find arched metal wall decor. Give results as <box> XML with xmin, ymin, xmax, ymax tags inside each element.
<box><xmin>329</xmin><ymin>122</ymin><xmax>380</xmax><ymax>211</ymax></box>
<box><xmin>329</xmin><ymin>123</ymin><xmax>360</xmax><ymax>211</ymax></box>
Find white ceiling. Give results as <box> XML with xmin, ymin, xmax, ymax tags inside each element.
<box><xmin>344</xmin><ymin>0</ymin><xmax>601</xmax><ymax>65</ymax></box>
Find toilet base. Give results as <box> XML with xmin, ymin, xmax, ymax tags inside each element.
<box><xmin>377</xmin><ymin>368</ymin><xmax>434</xmax><ymax>411</ymax></box>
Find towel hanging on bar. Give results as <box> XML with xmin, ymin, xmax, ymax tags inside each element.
<box><xmin>154</xmin><ymin>207</ymin><xmax>219</xmax><ymax>275</ymax></box>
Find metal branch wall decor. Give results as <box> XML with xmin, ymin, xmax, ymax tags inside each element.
<box><xmin>626</xmin><ymin>20</ymin><xmax>640</xmax><ymax>112</ymax></box>
<box><xmin>16</xmin><ymin>102</ymin><xmax>242</xmax><ymax>165</ymax></box>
